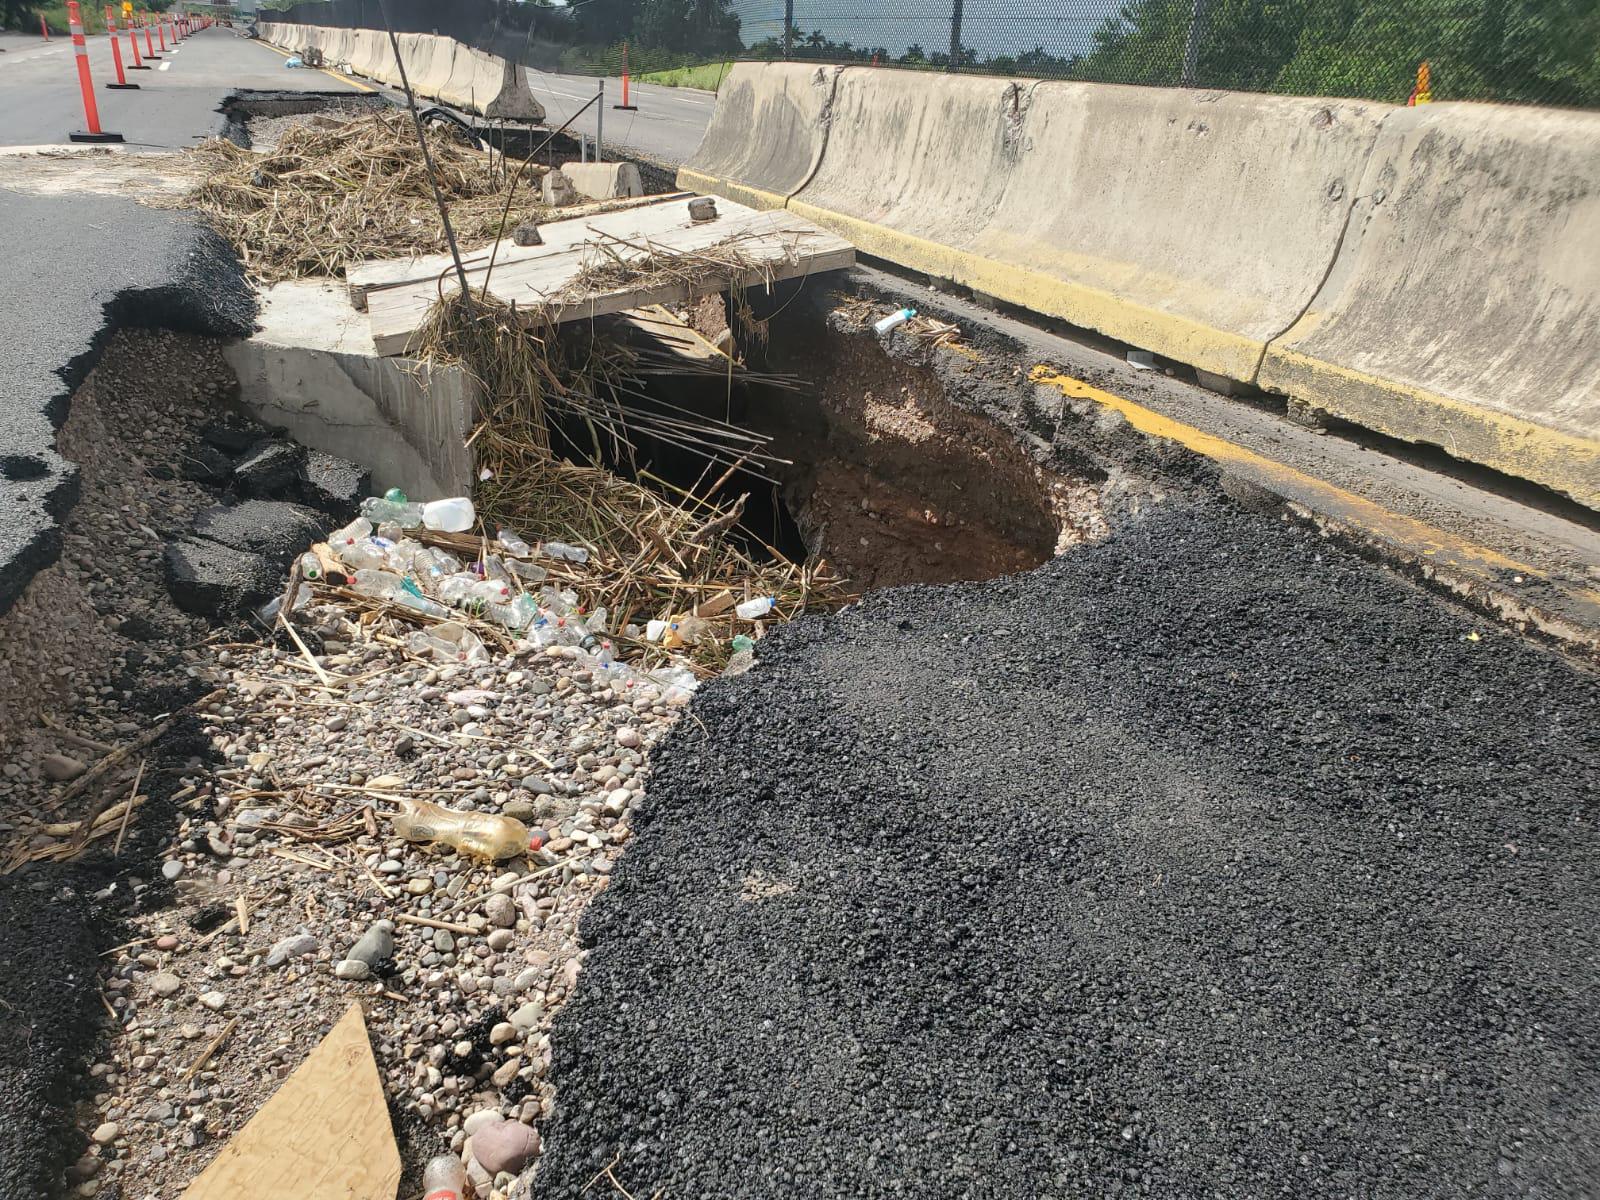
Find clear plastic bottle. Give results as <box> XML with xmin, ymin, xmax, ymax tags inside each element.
<box><xmin>390</xmin><ymin>798</ymin><xmax>530</xmax><ymax>861</ymax></box>
<box><xmin>480</xmin><ymin>555</ymin><xmax>512</xmax><ymax>583</ymax></box>
<box><xmin>506</xmin><ymin>558</ymin><xmax>548</xmax><ymax>583</ymax></box>
<box><xmin>406</xmin><ymin>621</ymin><xmax>488</xmax><ymax>664</ymax></box>
<box><xmin>438</xmin><ymin>573</ymin><xmax>485</xmax><ymax>611</ymax></box>
<box><xmin>496</xmin><ymin>527</ymin><xmax>532</xmax><ymax>557</ymax></box>
<box><xmin>296</xmin><ymin>551</ymin><xmax>324</xmax><ymax>582</ymax></box>
<box><xmin>360</xmin><ymin>496</ymin><xmax>424</xmax><ymax>527</ymax></box>
<box><xmin>735</xmin><ymin>595</ymin><xmax>777</xmax><ymax>620</ymax></box>
<box><xmin>328</xmin><ymin>516</ymin><xmax>372</xmax><ymax>551</ymax></box>
<box><xmin>352</xmin><ymin>568</ymin><xmax>405</xmax><ymax>600</ymax></box>
<box><xmin>341</xmin><ymin>537</ymin><xmax>397</xmax><ymax>571</ymax></box>
<box><xmin>422</xmin><ymin>496</ymin><xmax>475</xmax><ymax>533</ymax></box>
<box><xmin>421</xmin><ymin>1152</ymin><xmax>468</xmax><ymax>1200</ymax></box>
<box><xmin>392</xmin><ymin>580</ymin><xmax>450</xmax><ymax>620</ymax></box>
<box><xmin>489</xmin><ymin>593</ymin><xmax>539</xmax><ymax>630</ymax></box>
<box><xmin>472</xmin><ymin>578</ymin><xmax>511</xmax><ymax>606</ymax></box>
<box><xmin>415</xmin><ymin>547</ymin><xmax>462</xmax><ymax>580</ymax></box>
<box><xmin>542</xmin><ymin>540</ymin><xmax>589</xmax><ymax>564</ymax></box>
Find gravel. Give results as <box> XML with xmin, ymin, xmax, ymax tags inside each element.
<box><xmin>535</xmin><ymin>500</ymin><xmax>1600</xmax><ymax>1199</ymax></box>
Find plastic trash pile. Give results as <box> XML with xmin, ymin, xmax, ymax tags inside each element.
<box><xmin>275</xmin><ymin>489</ymin><xmax>727</xmax><ymax>703</ymax></box>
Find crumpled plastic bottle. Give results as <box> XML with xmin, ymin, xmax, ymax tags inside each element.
<box><xmin>390</xmin><ymin>798</ymin><xmax>531</xmax><ymax>861</ymax></box>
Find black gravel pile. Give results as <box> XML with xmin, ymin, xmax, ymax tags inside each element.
<box><xmin>536</xmin><ymin>501</ymin><xmax>1600</xmax><ymax>1200</ymax></box>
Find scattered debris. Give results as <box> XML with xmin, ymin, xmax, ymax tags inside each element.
<box><xmin>185</xmin><ymin>112</ymin><xmax>548</xmax><ymax>282</ymax></box>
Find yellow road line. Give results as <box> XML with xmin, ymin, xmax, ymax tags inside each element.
<box><xmin>1028</xmin><ymin>365</ymin><xmax>1532</xmax><ymax>575</ymax></box>
<box><xmin>250</xmin><ymin>37</ymin><xmax>374</xmax><ymax>92</ymax></box>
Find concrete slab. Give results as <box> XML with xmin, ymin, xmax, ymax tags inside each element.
<box><xmin>222</xmin><ymin>279</ymin><xmax>479</xmax><ymax>498</ymax></box>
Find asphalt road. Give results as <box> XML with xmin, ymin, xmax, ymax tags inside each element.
<box><xmin>0</xmin><ymin>26</ymin><xmax>360</xmax><ymax>149</ymax></box>
<box><xmin>0</xmin><ymin>26</ymin><xmax>336</xmax><ymax>617</ymax></box>
<box><xmin>520</xmin><ymin>68</ymin><xmax>715</xmax><ymax>165</ymax></box>
<box><xmin>538</xmin><ymin>496</ymin><xmax>1600</xmax><ymax>1199</ymax></box>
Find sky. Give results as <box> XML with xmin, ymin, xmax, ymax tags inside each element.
<box><xmin>725</xmin><ymin>0</ymin><xmax>1127</xmax><ymax>59</ymax></box>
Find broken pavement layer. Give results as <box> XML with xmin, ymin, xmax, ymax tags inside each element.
<box><xmin>0</xmin><ymin>188</ymin><xmax>254</xmax><ymax>619</ymax></box>
<box><xmin>222</xmin><ymin>279</ymin><xmax>479</xmax><ymax>499</ymax></box>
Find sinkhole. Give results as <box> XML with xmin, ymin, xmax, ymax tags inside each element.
<box><xmin>557</xmin><ymin>282</ymin><xmax>1106</xmax><ymax>593</ymax></box>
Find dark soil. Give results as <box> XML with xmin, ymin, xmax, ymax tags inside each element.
<box><xmin>535</xmin><ymin>500</ymin><xmax>1600</xmax><ymax>1199</ymax></box>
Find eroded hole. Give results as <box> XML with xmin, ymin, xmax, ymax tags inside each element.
<box><xmin>593</xmin><ymin>290</ymin><xmax>1106</xmax><ymax>592</ymax></box>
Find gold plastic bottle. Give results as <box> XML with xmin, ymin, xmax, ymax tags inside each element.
<box><xmin>389</xmin><ymin>798</ymin><xmax>531</xmax><ymax>861</ymax></box>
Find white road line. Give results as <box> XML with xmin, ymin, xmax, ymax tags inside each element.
<box><xmin>158</xmin><ymin>60</ymin><xmax>170</xmax><ymax>70</ymax></box>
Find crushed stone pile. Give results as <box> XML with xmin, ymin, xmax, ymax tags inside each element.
<box><xmin>535</xmin><ymin>500</ymin><xmax>1600</xmax><ymax>1199</ymax></box>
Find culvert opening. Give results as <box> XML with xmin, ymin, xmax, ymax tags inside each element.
<box><xmin>578</xmin><ymin>286</ymin><xmax>1105</xmax><ymax>592</ymax></box>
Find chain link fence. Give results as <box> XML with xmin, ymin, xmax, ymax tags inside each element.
<box><xmin>260</xmin><ymin>0</ymin><xmax>1600</xmax><ymax>110</ymax></box>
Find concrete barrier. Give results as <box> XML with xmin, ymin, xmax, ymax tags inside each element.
<box><xmin>787</xmin><ymin>73</ymin><xmax>1386</xmax><ymax>386</ymax></box>
<box><xmin>676</xmin><ymin>62</ymin><xmax>839</xmax><ymax>210</ymax></box>
<box><xmin>1260</xmin><ymin>103</ymin><xmax>1600</xmax><ymax>506</ymax></box>
<box><xmin>560</xmin><ymin>162</ymin><xmax>643</xmax><ymax>201</ymax></box>
<box><xmin>402</xmin><ymin>32</ymin><xmax>454</xmax><ymax>98</ymax></box>
<box><xmin>683</xmin><ymin>66</ymin><xmax>1600</xmax><ymax>506</ymax></box>
<box><xmin>438</xmin><ymin>39</ymin><xmax>543</xmax><ymax>121</ymax></box>
<box><xmin>787</xmin><ymin>69</ymin><xmax>1028</xmax><ymax>255</ymax></box>
<box><xmin>260</xmin><ymin>24</ymin><xmax>543</xmax><ymax>122</ymax></box>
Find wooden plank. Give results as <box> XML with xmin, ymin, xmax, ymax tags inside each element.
<box><xmin>346</xmin><ymin>191</ymin><xmax>693</xmax><ymax>310</ymax></box>
<box><xmin>621</xmin><ymin>303</ymin><xmax>730</xmax><ymax>363</ymax></box>
<box><xmin>181</xmin><ymin>1004</ymin><xmax>400</xmax><ymax>1200</ymax></box>
<box><xmin>365</xmin><ymin>205</ymin><xmax>854</xmax><ymax>356</ymax></box>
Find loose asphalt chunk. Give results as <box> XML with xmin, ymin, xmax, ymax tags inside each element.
<box><xmin>536</xmin><ymin>500</ymin><xmax>1600</xmax><ymax>1200</ymax></box>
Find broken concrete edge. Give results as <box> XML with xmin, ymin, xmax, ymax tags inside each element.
<box><xmin>0</xmin><ymin>221</ymin><xmax>256</xmax><ymax>623</ymax></box>
<box><xmin>1024</xmin><ymin>366</ymin><xmax>1600</xmax><ymax>662</ymax></box>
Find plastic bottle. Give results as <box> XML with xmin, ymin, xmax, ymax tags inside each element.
<box><xmin>422</xmin><ymin>497</ymin><xmax>475</xmax><ymax>533</ymax></box>
<box><xmin>405</xmin><ymin>621</ymin><xmax>488</xmax><ymax>664</ymax></box>
<box><xmin>352</xmin><ymin>568</ymin><xmax>405</xmax><ymax>600</ymax></box>
<box><xmin>384</xmin><ymin>487</ymin><xmax>409</xmax><ymax>504</ymax></box>
<box><xmin>296</xmin><ymin>551</ymin><xmax>324</xmax><ymax>582</ymax></box>
<box><xmin>735</xmin><ymin>595</ymin><xmax>777</xmax><ymax>620</ymax></box>
<box><xmin>507</xmin><ymin>558</ymin><xmax>548</xmax><ymax>583</ymax></box>
<box><xmin>360</xmin><ymin>496</ymin><xmax>424</xmax><ymax>527</ymax></box>
<box><xmin>340</xmin><ymin>537</ymin><xmax>397</xmax><ymax>571</ymax></box>
<box><xmin>393</xmin><ymin>580</ymin><xmax>451</xmax><ymax>619</ymax></box>
<box><xmin>390</xmin><ymin>797</ymin><xmax>531</xmax><ymax>861</ymax></box>
<box><xmin>256</xmin><ymin>582</ymin><xmax>312</xmax><ymax>622</ymax></box>
<box><xmin>421</xmin><ymin>1152</ymin><xmax>468</xmax><ymax>1200</ymax></box>
<box><xmin>496</xmin><ymin>527</ymin><xmax>532</xmax><ymax>557</ymax></box>
<box><xmin>873</xmin><ymin>306</ymin><xmax>916</xmax><ymax>335</ymax></box>
<box><xmin>541</xmin><ymin>540</ymin><xmax>589</xmax><ymax>564</ymax></box>
<box><xmin>472</xmin><ymin>578</ymin><xmax>511</xmax><ymax>606</ymax></box>
<box><xmin>328</xmin><ymin>516</ymin><xmax>372</xmax><ymax>551</ymax></box>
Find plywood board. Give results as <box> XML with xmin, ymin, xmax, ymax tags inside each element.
<box><xmin>181</xmin><ymin>1004</ymin><xmax>400</xmax><ymax>1200</ymax></box>
<box><xmin>363</xmin><ymin>200</ymin><xmax>855</xmax><ymax>356</ymax></box>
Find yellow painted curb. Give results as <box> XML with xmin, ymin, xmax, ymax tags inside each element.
<box><xmin>1260</xmin><ymin>346</ymin><xmax>1600</xmax><ymax>511</ymax></box>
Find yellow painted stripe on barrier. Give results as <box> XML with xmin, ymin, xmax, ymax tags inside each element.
<box><xmin>674</xmin><ymin>167</ymin><xmax>789</xmax><ymax>214</ymax></box>
<box><xmin>788</xmin><ymin>199</ymin><xmax>1267</xmax><ymax>385</ymax></box>
<box><xmin>1028</xmin><ymin>365</ymin><xmax>1536</xmax><ymax>578</ymax></box>
<box><xmin>252</xmin><ymin>37</ymin><xmax>375</xmax><ymax>92</ymax></box>
<box><xmin>1261</xmin><ymin>345</ymin><xmax>1600</xmax><ymax>512</ymax></box>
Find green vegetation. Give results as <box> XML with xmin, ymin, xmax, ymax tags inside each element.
<box><xmin>8</xmin><ymin>0</ymin><xmax>169</xmax><ymax>34</ymax></box>
<box><xmin>739</xmin><ymin>0</ymin><xmax>1597</xmax><ymax>107</ymax></box>
<box><xmin>636</xmin><ymin>60</ymin><xmax>734</xmax><ymax>90</ymax></box>
<box><xmin>1077</xmin><ymin>0</ymin><xmax>1600</xmax><ymax>106</ymax></box>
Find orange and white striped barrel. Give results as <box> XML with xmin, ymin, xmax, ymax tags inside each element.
<box><xmin>66</xmin><ymin>0</ymin><xmax>122</xmax><ymax>142</ymax></box>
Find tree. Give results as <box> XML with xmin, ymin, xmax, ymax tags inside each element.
<box><xmin>632</xmin><ymin>0</ymin><xmax>741</xmax><ymax>57</ymax></box>
<box><xmin>1075</xmin><ymin>0</ymin><xmax>1600</xmax><ymax>105</ymax></box>
<box><xmin>900</xmin><ymin>42</ymin><xmax>926</xmax><ymax>64</ymax></box>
